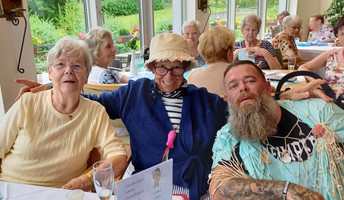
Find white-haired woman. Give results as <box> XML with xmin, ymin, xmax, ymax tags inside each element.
<box><xmin>234</xmin><ymin>15</ymin><xmax>281</xmax><ymax>69</ymax></box>
<box><xmin>84</xmin><ymin>26</ymin><xmax>129</xmax><ymax>84</ymax></box>
<box><xmin>0</xmin><ymin>36</ymin><xmax>128</xmax><ymax>191</ymax></box>
<box><xmin>272</xmin><ymin>15</ymin><xmax>307</xmax><ymax>65</ymax></box>
<box><xmin>182</xmin><ymin>19</ymin><xmax>205</xmax><ymax>66</ymax></box>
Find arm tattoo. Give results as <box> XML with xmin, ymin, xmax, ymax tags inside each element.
<box><xmin>216</xmin><ymin>178</ymin><xmax>284</xmax><ymax>200</ymax></box>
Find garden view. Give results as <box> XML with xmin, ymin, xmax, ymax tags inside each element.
<box><xmin>28</xmin><ymin>0</ymin><xmax>278</xmax><ymax>73</ymax></box>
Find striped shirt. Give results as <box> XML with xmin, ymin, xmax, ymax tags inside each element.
<box><xmin>157</xmin><ymin>80</ymin><xmax>210</xmax><ymax>199</ymax></box>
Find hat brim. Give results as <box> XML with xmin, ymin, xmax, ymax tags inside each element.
<box><xmin>144</xmin><ymin>50</ymin><xmax>198</xmax><ymax>72</ymax></box>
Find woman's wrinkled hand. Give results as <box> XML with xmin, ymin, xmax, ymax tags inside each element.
<box><xmin>14</xmin><ymin>79</ymin><xmax>51</xmax><ymax>101</ymax></box>
<box><xmin>279</xmin><ymin>79</ymin><xmax>333</xmax><ymax>102</ymax></box>
<box><xmin>61</xmin><ymin>174</ymin><xmax>93</xmax><ymax>192</ymax></box>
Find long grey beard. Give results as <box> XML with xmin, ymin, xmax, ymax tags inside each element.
<box><xmin>228</xmin><ymin>92</ymin><xmax>279</xmax><ymax>141</ymax></box>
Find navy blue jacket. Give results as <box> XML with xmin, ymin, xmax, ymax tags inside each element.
<box><xmin>83</xmin><ymin>78</ymin><xmax>228</xmax><ymax>199</ymax></box>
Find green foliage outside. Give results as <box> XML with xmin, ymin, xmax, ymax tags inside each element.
<box><xmin>56</xmin><ymin>0</ymin><xmax>85</xmax><ymax>37</ymax></box>
<box><xmin>101</xmin><ymin>0</ymin><xmax>164</xmax><ymax>16</ymax></box>
<box><xmin>325</xmin><ymin>0</ymin><xmax>344</xmax><ymax>26</ymax></box>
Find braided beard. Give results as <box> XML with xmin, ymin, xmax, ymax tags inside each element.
<box><xmin>228</xmin><ymin>92</ymin><xmax>279</xmax><ymax>141</ymax></box>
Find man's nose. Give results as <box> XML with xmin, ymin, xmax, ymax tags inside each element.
<box><xmin>238</xmin><ymin>82</ymin><xmax>248</xmax><ymax>92</ymax></box>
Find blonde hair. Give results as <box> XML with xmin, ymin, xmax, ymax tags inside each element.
<box><xmin>198</xmin><ymin>26</ymin><xmax>235</xmax><ymax>63</ymax></box>
<box><xmin>46</xmin><ymin>36</ymin><xmax>92</xmax><ymax>74</ymax></box>
<box><xmin>84</xmin><ymin>26</ymin><xmax>113</xmax><ymax>66</ymax></box>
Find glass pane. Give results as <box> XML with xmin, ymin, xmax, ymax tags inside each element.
<box><xmin>209</xmin><ymin>0</ymin><xmax>228</xmax><ymax>29</ymax></box>
<box><xmin>28</xmin><ymin>0</ymin><xmax>86</xmax><ymax>78</ymax></box>
<box><xmin>265</xmin><ymin>0</ymin><xmax>279</xmax><ymax>39</ymax></box>
<box><xmin>102</xmin><ymin>0</ymin><xmax>140</xmax><ymax>56</ymax></box>
<box><xmin>235</xmin><ymin>0</ymin><xmax>258</xmax><ymax>41</ymax></box>
<box><xmin>154</xmin><ymin>0</ymin><xmax>172</xmax><ymax>35</ymax></box>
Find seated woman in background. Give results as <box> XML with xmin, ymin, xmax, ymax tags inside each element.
<box><xmin>333</xmin><ymin>15</ymin><xmax>344</xmax><ymax>47</ymax></box>
<box><xmin>0</xmin><ymin>36</ymin><xmax>128</xmax><ymax>191</ymax></box>
<box><xmin>187</xmin><ymin>26</ymin><xmax>235</xmax><ymax>96</ymax></box>
<box><xmin>272</xmin><ymin>15</ymin><xmax>307</xmax><ymax>65</ymax></box>
<box><xmin>84</xmin><ymin>27</ymin><xmax>129</xmax><ymax>84</ymax></box>
<box><xmin>269</xmin><ymin>11</ymin><xmax>290</xmax><ymax>38</ymax></box>
<box><xmin>298</xmin><ymin>46</ymin><xmax>344</xmax><ymax>96</ymax></box>
<box><xmin>234</xmin><ymin>14</ymin><xmax>281</xmax><ymax>69</ymax></box>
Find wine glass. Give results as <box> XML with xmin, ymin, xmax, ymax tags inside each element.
<box><xmin>93</xmin><ymin>160</ymin><xmax>114</xmax><ymax>200</ymax></box>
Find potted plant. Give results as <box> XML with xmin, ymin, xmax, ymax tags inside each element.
<box><xmin>32</xmin><ymin>35</ymin><xmax>43</xmax><ymax>54</ymax></box>
<box><xmin>117</xmin><ymin>28</ymin><xmax>131</xmax><ymax>43</ymax></box>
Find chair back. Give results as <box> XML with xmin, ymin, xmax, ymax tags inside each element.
<box><xmin>274</xmin><ymin>48</ymin><xmax>284</xmax><ymax>68</ymax></box>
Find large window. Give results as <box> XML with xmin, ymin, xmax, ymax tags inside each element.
<box><xmin>28</xmin><ymin>0</ymin><xmax>86</xmax><ymax>75</ymax></box>
<box><xmin>208</xmin><ymin>0</ymin><xmax>285</xmax><ymax>41</ymax></box>
<box><xmin>154</xmin><ymin>0</ymin><xmax>173</xmax><ymax>35</ymax></box>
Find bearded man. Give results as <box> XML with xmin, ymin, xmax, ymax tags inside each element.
<box><xmin>209</xmin><ymin>60</ymin><xmax>344</xmax><ymax>200</ymax></box>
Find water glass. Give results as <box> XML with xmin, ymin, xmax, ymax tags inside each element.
<box><xmin>287</xmin><ymin>57</ymin><xmax>296</xmax><ymax>71</ymax></box>
<box><xmin>93</xmin><ymin>160</ymin><xmax>114</xmax><ymax>200</ymax></box>
<box><xmin>66</xmin><ymin>189</ymin><xmax>84</xmax><ymax>200</ymax></box>
<box><xmin>134</xmin><ymin>53</ymin><xmax>145</xmax><ymax>72</ymax></box>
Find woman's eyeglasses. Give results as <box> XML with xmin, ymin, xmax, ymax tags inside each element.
<box><xmin>52</xmin><ymin>62</ymin><xmax>85</xmax><ymax>72</ymax></box>
<box><xmin>153</xmin><ymin>66</ymin><xmax>185</xmax><ymax>76</ymax></box>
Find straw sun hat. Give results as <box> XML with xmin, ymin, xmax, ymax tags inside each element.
<box><xmin>144</xmin><ymin>32</ymin><xmax>198</xmax><ymax>72</ymax></box>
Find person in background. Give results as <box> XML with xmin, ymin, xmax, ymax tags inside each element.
<box><xmin>209</xmin><ymin>60</ymin><xmax>343</xmax><ymax>200</ymax></box>
<box><xmin>187</xmin><ymin>26</ymin><xmax>235</xmax><ymax>96</ymax></box>
<box><xmin>298</xmin><ymin>46</ymin><xmax>344</xmax><ymax>96</ymax></box>
<box><xmin>0</xmin><ymin>36</ymin><xmax>128</xmax><ymax>191</ymax></box>
<box><xmin>269</xmin><ymin>11</ymin><xmax>290</xmax><ymax>38</ymax></box>
<box><xmin>308</xmin><ymin>14</ymin><xmax>335</xmax><ymax>43</ymax></box>
<box><xmin>84</xmin><ymin>27</ymin><xmax>129</xmax><ymax>84</ymax></box>
<box><xmin>182</xmin><ymin>19</ymin><xmax>206</xmax><ymax>67</ymax></box>
<box><xmin>333</xmin><ymin>15</ymin><xmax>344</xmax><ymax>47</ymax></box>
<box><xmin>234</xmin><ymin>15</ymin><xmax>281</xmax><ymax>69</ymax></box>
<box><xmin>272</xmin><ymin>15</ymin><xmax>307</xmax><ymax>65</ymax></box>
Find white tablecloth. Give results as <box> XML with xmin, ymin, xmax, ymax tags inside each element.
<box><xmin>0</xmin><ymin>181</ymin><xmax>114</xmax><ymax>200</ymax></box>
<box><xmin>298</xmin><ymin>45</ymin><xmax>334</xmax><ymax>61</ymax></box>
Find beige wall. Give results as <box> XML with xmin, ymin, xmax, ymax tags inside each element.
<box><xmin>185</xmin><ymin>0</ymin><xmax>209</xmax><ymax>34</ymax></box>
<box><xmin>0</xmin><ymin>0</ymin><xmax>37</xmax><ymax>119</ymax></box>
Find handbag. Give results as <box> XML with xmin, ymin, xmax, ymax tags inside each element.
<box><xmin>273</xmin><ymin>71</ymin><xmax>344</xmax><ymax>109</ymax></box>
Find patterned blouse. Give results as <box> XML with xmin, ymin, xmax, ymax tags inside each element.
<box><xmin>271</xmin><ymin>32</ymin><xmax>300</xmax><ymax>61</ymax></box>
<box><xmin>234</xmin><ymin>40</ymin><xmax>276</xmax><ymax>69</ymax></box>
<box><xmin>325</xmin><ymin>48</ymin><xmax>344</xmax><ymax>95</ymax></box>
<box><xmin>309</xmin><ymin>23</ymin><xmax>335</xmax><ymax>42</ymax></box>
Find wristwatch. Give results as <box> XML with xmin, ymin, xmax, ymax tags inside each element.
<box><xmin>86</xmin><ymin>172</ymin><xmax>93</xmax><ymax>184</ymax></box>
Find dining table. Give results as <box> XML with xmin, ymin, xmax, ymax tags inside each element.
<box><xmin>0</xmin><ymin>181</ymin><xmax>115</xmax><ymax>200</ymax></box>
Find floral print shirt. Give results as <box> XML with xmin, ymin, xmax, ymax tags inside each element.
<box><xmin>271</xmin><ymin>32</ymin><xmax>300</xmax><ymax>61</ymax></box>
<box><xmin>309</xmin><ymin>23</ymin><xmax>335</xmax><ymax>42</ymax></box>
<box><xmin>325</xmin><ymin>48</ymin><xmax>344</xmax><ymax>95</ymax></box>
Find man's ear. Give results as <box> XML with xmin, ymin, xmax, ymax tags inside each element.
<box><xmin>265</xmin><ymin>81</ymin><xmax>272</xmax><ymax>95</ymax></box>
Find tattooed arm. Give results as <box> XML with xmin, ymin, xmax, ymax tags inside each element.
<box><xmin>209</xmin><ymin>166</ymin><xmax>325</xmax><ymax>200</ymax></box>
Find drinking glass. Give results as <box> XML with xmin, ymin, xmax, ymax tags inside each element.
<box><xmin>134</xmin><ymin>53</ymin><xmax>145</xmax><ymax>72</ymax></box>
<box><xmin>93</xmin><ymin>160</ymin><xmax>114</xmax><ymax>200</ymax></box>
<box><xmin>287</xmin><ymin>57</ymin><xmax>296</xmax><ymax>71</ymax></box>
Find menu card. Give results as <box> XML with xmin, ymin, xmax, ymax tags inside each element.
<box><xmin>115</xmin><ymin>159</ymin><xmax>173</xmax><ymax>200</ymax></box>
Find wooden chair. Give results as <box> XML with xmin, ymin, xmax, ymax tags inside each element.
<box><xmin>83</xmin><ymin>83</ymin><xmax>126</xmax><ymax>92</ymax></box>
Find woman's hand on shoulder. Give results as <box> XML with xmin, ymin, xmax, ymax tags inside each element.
<box><xmin>14</xmin><ymin>78</ymin><xmax>50</xmax><ymax>101</ymax></box>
